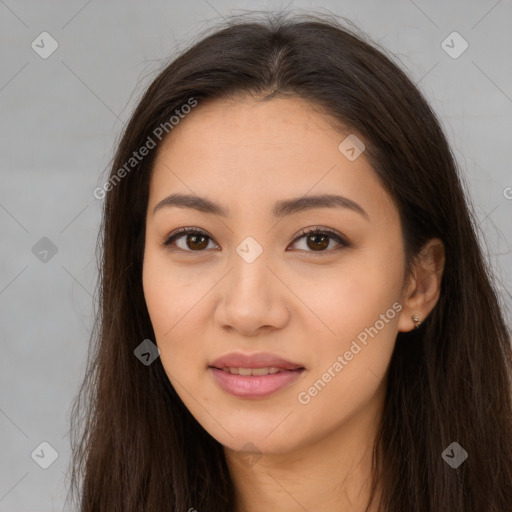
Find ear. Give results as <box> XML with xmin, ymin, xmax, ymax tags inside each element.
<box><xmin>397</xmin><ymin>238</ymin><xmax>445</xmax><ymax>332</ymax></box>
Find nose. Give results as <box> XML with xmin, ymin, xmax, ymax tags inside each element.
<box><xmin>213</xmin><ymin>245</ymin><xmax>290</xmax><ymax>337</ymax></box>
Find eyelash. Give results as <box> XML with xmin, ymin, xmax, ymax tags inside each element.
<box><xmin>162</xmin><ymin>226</ymin><xmax>349</xmax><ymax>256</ymax></box>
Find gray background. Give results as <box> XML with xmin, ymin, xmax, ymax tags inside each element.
<box><xmin>1</xmin><ymin>1</ymin><xmax>511</xmax><ymax>510</ymax></box>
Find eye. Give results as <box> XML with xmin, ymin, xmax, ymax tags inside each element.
<box><xmin>162</xmin><ymin>226</ymin><xmax>349</xmax><ymax>254</ymax></box>
<box><xmin>162</xmin><ymin>227</ymin><xmax>218</xmax><ymax>252</ymax></box>
<box><xmin>288</xmin><ymin>227</ymin><xmax>349</xmax><ymax>254</ymax></box>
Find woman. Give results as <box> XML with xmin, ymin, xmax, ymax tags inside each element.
<box><xmin>67</xmin><ymin>11</ymin><xmax>512</xmax><ymax>512</ymax></box>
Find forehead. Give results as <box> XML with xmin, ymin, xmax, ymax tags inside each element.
<box><xmin>148</xmin><ymin>96</ymin><xmax>397</xmax><ymax>225</ymax></box>
<box><xmin>161</xmin><ymin>95</ymin><xmax>344</xmax><ymax>152</ymax></box>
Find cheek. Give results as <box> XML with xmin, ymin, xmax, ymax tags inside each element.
<box><xmin>290</xmin><ymin>245</ymin><xmax>403</xmax><ymax>390</ymax></box>
<box><xmin>291</xmin><ymin>246</ymin><xmax>403</xmax><ymax>337</ymax></box>
<box><xmin>142</xmin><ymin>249</ymin><xmax>205</xmax><ymax>335</ymax></box>
<box><xmin>142</xmin><ymin>253</ymin><xmax>202</xmax><ymax>369</ymax></box>
<box><xmin>292</xmin><ymin>273</ymin><xmax>400</xmax><ymax>435</ymax></box>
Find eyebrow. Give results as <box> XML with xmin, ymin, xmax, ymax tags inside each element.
<box><xmin>153</xmin><ymin>193</ymin><xmax>369</xmax><ymax>220</ymax></box>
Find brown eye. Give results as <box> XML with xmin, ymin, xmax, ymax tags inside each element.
<box><xmin>306</xmin><ymin>232</ymin><xmax>329</xmax><ymax>251</ymax></box>
<box><xmin>183</xmin><ymin>233</ymin><xmax>209</xmax><ymax>250</ymax></box>
<box><xmin>289</xmin><ymin>227</ymin><xmax>349</xmax><ymax>254</ymax></box>
<box><xmin>163</xmin><ymin>228</ymin><xmax>218</xmax><ymax>252</ymax></box>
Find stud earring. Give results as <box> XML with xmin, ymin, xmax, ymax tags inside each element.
<box><xmin>412</xmin><ymin>314</ymin><xmax>421</xmax><ymax>329</ymax></box>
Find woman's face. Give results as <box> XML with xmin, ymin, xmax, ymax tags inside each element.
<box><xmin>142</xmin><ymin>96</ymin><xmax>409</xmax><ymax>455</ymax></box>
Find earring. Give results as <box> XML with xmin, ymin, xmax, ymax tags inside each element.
<box><xmin>412</xmin><ymin>314</ymin><xmax>421</xmax><ymax>329</ymax></box>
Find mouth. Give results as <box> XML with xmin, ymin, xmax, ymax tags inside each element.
<box><xmin>207</xmin><ymin>353</ymin><xmax>306</xmax><ymax>398</ymax></box>
<box><xmin>209</xmin><ymin>366</ymin><xmax>304</xmax><ymax>376</ymax></box>
<box><xmin>207</xmin><ymin>352</ymin><xmax>306</xmax><ymax>398</ymax></box>
<box><xmin>209</xmin><ymin>351</ymin><xmax>305</xmax><ymax>373</ymax></box>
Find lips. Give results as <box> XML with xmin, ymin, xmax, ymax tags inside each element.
<box><xmin>208</xmin><ymin>352</ymin><xmax>306</xmax><ymax>398</ymax></box>
<box><xmin>209</xmin><ymin>352</ymin><xmax>305</xmax><ymax>372</ymax></box>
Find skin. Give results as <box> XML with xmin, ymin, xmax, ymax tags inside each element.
<box><xmin>142</xmin><ymin>95</ymin><xmax>445</xmax><ymax>512</ymax></box>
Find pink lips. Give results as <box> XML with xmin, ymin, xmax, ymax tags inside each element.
<box><xmin>210</xmin><ymin>352</ymin><xmax>304</xmax><ymax>371</ymax></box>
<box><xmin>208</xmin><ymin>352</ymin><xmax>305</xmax><ymax>399</ymax></box>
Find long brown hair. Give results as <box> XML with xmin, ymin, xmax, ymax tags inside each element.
<box><xmin>66</xmin><ymin>11</ymin><xmax>512</xmax><ymax>511</ymax></box>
